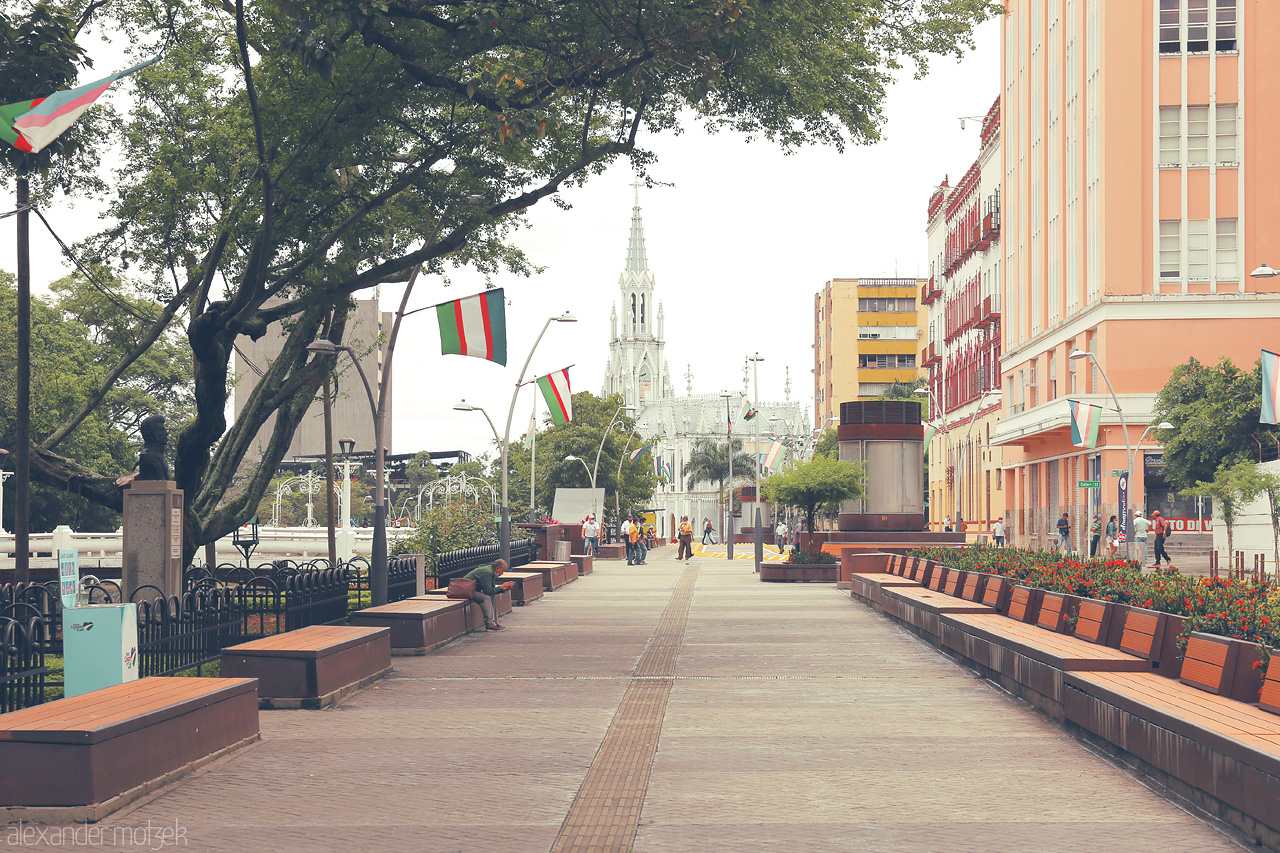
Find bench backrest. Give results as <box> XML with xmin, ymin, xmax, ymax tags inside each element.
<box><xmin>981</xmin><ymin>576</ymin><xmax>1010</xmax><ymax>611</ymax></box>
<box><xmin>1072</xmin><ymin>600</ymin><xmax>1112</xmax><ymax>645</ymax></box>
<box><xmin>927</xmin><ymin>564</ymin><xmax>949</xmax><ymax>592</ymax></box>
<box><xmin>885</xmin><ymin>554</ymin><xmax>899</xmax><ymax>574</ymax></box>
<box><xmin>961</xmin><ymin>572</ymin><xmax>987</xmax><ymax>602</ymax></box>
<box><xmin>1179</xmin><ymin>633</ymin><xmax>1239</xmax><ymax>696</ymax></box>
<box><xmin>914</xmin><ymin>560</ymin><xmax>933</xmax><ymax>584</ymax></box>
<box><xmin>944</xmin><ymin>570</ymin><xmax>967</xmax><ymax>597</ymax></box>
<box><xmin>1261</xmin><ymin>658</ymin><xmax>1280</xmax><ymax>715</ymax></box>
<box><xmin>907</xmin><ymin>556</ymin><xmax>921</xmax><ymax>577</ymax></box>
<box><xmin>1007</xmin><ymin>586</ymin><xmax>1042</xmax><ymax>624</ymax></box>
<box><xmin>1118</xmin><ymin>609</ymin><xmax>1168</xmax><ymax>662</ymax></box>
<box><xmin>1036</xmin><ymin>594</ymin><xmax>1070</xmax><ymax>633</ymax></box>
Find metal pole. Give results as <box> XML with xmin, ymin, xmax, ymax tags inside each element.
<box><xmin>338</xmin><ymin>349</ymin><xmax>383</xmax><ymax>603</ymax></box>
<box><xmin>528</xmin><ymin>395</ymin><xmax>538</xmax><ymax>523</ymax></box>
<box><xmin>501</xmin><ymin>317</ymin><xmax>557</xmax><ymax>566</ymax></box>
<box><xmin>750</xmin><ymin>353</ymin><xmax>764</xmax><ymax>570</ymax></box>
<box><xmin>725</xmin><ymin>395</ymin><xmax>734</xmax><ymax>561</ymax></box>
<box><xmin>592</xmin><ymin>406</ymin><xmax>629</xmax><ymax>524</ymax></box>
<box><xmin>1087</xmin><ymin>354</ymin><xmax>1133</xmax><ymax>559</ymax></box>
<box><xmin>323</xmin><ymin>376</ymin><xmax>338</xmax><ymax>567</ymax></box>
<box><xmin>15</xmin><ymin>176</ymin><xmax>30</xmax><ymax>583</ymax></box>
<box><xmin>0</xmin><ymin>469</ymin><xmax>10</xmax><ymax>534</ymax></box>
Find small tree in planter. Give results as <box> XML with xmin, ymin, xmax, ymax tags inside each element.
<box><xmin>1189</xmin><ymin>460</ymin><xmax>1267</xmax><ymax>562</ymax></box>
<box><xmin>762</xmin><ymin>456</ymin><xmax>866</xmax><ymax>551</ymax></box>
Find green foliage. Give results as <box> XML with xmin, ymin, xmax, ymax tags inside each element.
<box><xmin>813</xmin><ymin>427</ymin><xmax>838</xmax><ymax>460</ymax></box>
<box><xmin>534</xmin><ymin>392</ymin><xmax>658</xmax><ymax>525</ymax></box>
<box><xmin>762</xmin><ymin>455</ymin><xmax>866</xmax><ymax>537</ymax></box>
<box><xmin>788</xmin><ymin>548</ymin><xmax>836</xmax><ymax>565</ymax></box>
<box><xmin>391</xmin><ymin>497</ymin><xmax>495</xmax><ymax>573</ymax></box>
<box><xmin>1154</xmin><ymin>357</ymin><xmax>1271</xmax><ymax>493</ymax></box>
<box><xmin>1188</xmin><ymin>461</ymin><xmax>1269</xmax><ymax>558</ymax></box>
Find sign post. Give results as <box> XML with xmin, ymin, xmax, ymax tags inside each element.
<box><xmin>58</xmin><ymin>548</ymin><xmax>79</xmax><ymax>609</ymax></box>
<box><xmin>1077</xmin><ymin>480</ymin><xmax>1101</xmax><ymax>489</ymax></box>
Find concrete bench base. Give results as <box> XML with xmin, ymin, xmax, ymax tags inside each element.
<box><xmin>571</xmin><ymin>554</ymin><xmax>593</xmax><ymax>575</ymax></box>
<box><xmin>522</xmin><ymin>561</ymin><xmax>577</xmax><ymax>590</ymax></box>
<box><xmin>596</xmin><ymin>543</ymin><xmax>627</xmax><ymax>560</ymax></box>
<box><xmin>221</xmin><ymin>625</ymin><xmax>392</xmax><ymax>710</ymax></box>
<box><xmin>419</xmin><ymin>588</ymin><xmax>513</xmax><ymax>625</ymax></box>
<box><xmin>0</xmin><ymin>677</ymin><xmax>260</xmax><ymax>819</ymax></box>
<box><xmin>351</xmin><ymin>598</ymin><xmax>468</xmax><ymax>655</ymax></box>
<box><xmin>759</xmin><ymin>563</ymin><xmax>838</xmax><ymax>582</ymax></box>
<box><xmin>495</xmin><ymin>571</ymin><xmax>543</xmax><ymax>605</ymax></box>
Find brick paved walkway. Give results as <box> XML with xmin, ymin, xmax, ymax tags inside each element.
<box><xmin>14</xmin><ymin>548</ymin><xmax>1250</xmax><ymax>852</ymax></box>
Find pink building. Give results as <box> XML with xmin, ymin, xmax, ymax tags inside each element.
<box><xmin>993</xmin><ymin>0</ymin><xmax>1280</xmax><ymax>552</ymax></box>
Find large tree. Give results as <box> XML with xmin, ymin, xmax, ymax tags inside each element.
<box><xmin>761</xmin><ymin>455</ymin><xmax>866</xmax><ymax>542</ymax></box>
<box><xmin>13</xmin><ymin>0</ymin><xmax>1000</xmax><ymax>560</ymax></box>
<box><xmin>682</xmin><ymin>436</ymin><xmax>754</xmax><ymax>535</ymax></box>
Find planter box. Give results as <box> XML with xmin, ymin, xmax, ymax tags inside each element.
<box><xmin>759</xmin><ymin>563</ymin><xmax>839</xmax><ymax>583</ymax></box>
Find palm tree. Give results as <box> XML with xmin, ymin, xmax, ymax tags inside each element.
<box><xmin>683</xmin><ymin>437</ymin><xmax>755</xmax><ymax>540</ymax></box>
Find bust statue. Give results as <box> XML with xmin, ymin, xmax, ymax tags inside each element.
<box><xmin>137</xmin><ymin>415</ymin><xmax>170</xmax><ymax>481</ymax></box>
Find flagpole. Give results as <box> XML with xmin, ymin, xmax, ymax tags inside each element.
<box><xmin>13</xmin><ymin>175</ymin><xmax>30</xmax><ymax>583</ymax></box>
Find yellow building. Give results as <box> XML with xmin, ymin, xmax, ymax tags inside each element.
<box><xmin>813</xmin><ymin>277</ymin><xmax>928</xmax><ymax>431</ymax></box>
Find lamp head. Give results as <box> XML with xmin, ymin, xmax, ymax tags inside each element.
<box><xmin>1156</xmin><ymin>421</ymin><xmax>1174</xmax><ymax>429</ymax></box>
<box><xmin>554</xmin><ymin>312</ymin><xmax>578</xmax><ymax>323</ymax></box>
<box><xmin>452</xmin><ymin>400</ymin><xmax>476</xmax><ymax>412</ymax></box>
<box><xmin>339</xmin><ymin>437</ymin><xmax>355</xmax><ymax>456</ymax></box>
<box><xmin>306</xmin><ymin>340</ymin><xmax>341</xmax><ymax>355</ymax></box>
<box><xmin>1251</xmin><ymin>263</ymin><xmax>1279</xmax><ymax>278</ymax></box>
<box><xmin>1068</xmin><ymin>348</ymin><xmax>1090</xmax><ymax>360</ymax></box>
<box><xmin>564</xmin><ymin>455</ymin><xmax>579</xmax><ymax>461</ymax></box>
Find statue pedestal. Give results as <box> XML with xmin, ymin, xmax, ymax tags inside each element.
<box><xmin>122</xmin><ymin>480</ymin><xmax>184</xmax><ymax>600</ymax></box>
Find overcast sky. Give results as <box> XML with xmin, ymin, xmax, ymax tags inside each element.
<box><xmin>3</xmin><ymin>18</ymin><xmax>999</xmax><ymax>463</ymax></box>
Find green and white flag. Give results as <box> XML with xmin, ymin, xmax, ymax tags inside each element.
<box><xmin>435</xmin><ymin>288</ymin><xmax>507</xmax><ymax>364</ymax></box>
<box><xmin>536</xmin><ymin>368</ymin><xmax>572</xmax><ymax>425</ymax></box>
<box><xmin>1068</xmin><ymin>399</ymin><xmax>1102</xmax><ymax>449</ymax></box>
<box><xmin>923</xmin><ymin>422</ymin><xmax>937</xmax><ymax>450</ymax></box>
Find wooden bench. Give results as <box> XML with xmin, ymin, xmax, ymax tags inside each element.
<box><xmin>959</xmin><ymin>572</ymin><xmax>988</xmax><ymax>603</ymax></box>
<box><xmin>221</xmin><ymin>625</ymin><xmax>391</xmax><ymax>709</ymax></box>
<box><xmin>595</xmin><ymin>543</ymin><xmax>628</xmax><ymax>560</ymax></box>
<box><xmin>880</xmin><ymin>585</ymin><xmax>994</xmax><ymax>641</ymax></box>
<box><xmin>943</xmin><ymin>569</ymin><xmax>967</xmax><ymax>597</ymax></box>
<box><xmin>498</xmin><ymin>571</ymin><xmax>544</xmax><ymax>605</ymax></box>
<box><xmin>848</xmin><ymin>567</ymin><xmax>926</xmax><ymax>610</ymax></box>
<box><xmin>1036</xmin><ymin>592</ymin><xmax>1074</xmax><ymax>633</ymax></box>
<box><xmin>419</xmin><ymin>587</ymin><xmax>513</xmax><ymax>628</ymax></box>
<box><xmin>1007</xmin><ymin>586</ymin><xmax>1043</xmax><ymax>624</ymax></box>
<box><xmin>521</xmin><ymin>560</ymin><xmax>577</xmax><ymax>590</ymax></box>
<box><xmin>1261</xmin><ymin>658</ymin><xmax>1280</xmax><ymax>715</ymax></box>
<box><xmin>926</xmin><ymin>564</ymin><xmax>950</xmax><ymax>592</ymax></box>
<box><xmin>350</xmin><ymin>598</ymin><xmax>470</xmax><ymax>655</ymax></box>
<box><xmin>1063</xmin><ymin>634</ymin><xmax>1280</xmax><ymax>848</ymax></box>
<box><xmin>1117</xmin><ymin>607</ymin><xmax>1174</xmax><ymax>668</ymax></box>
<box><xmin>940</xmin><ymin>612</ymin><xmax>1150</xmax><ymax>675</ymax></box>
<box><xmin>979</xmin><ymin>576</ymin><xmax>1012</xmax><ymax>612</ymax></box>
<box><xmin>1072</xmin><ymin>599</ymin><xmax>1123</xmax><ymax>647</ymax></box>
<box><xmin>571</xmin><ymin>554</ymin><xmax>594</xmax><ymax>575</ymax></box>
<box><xmin>0</xmin><ymin>677</ymin><xmax>259</xmax><ymax>820</ymax></box>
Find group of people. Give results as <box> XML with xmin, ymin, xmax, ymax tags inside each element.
<box><xmin>1057</xmin><ymin>509</ymin><xmax>1174</xmax><ymax>568</ymax></box>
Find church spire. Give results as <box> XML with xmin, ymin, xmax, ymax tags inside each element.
<box><xmin>625</xmin><ymin>180</ymin><xmax>648</xmax><ymax>273</ymax></box>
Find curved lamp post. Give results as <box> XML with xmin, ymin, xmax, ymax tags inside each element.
<box><xmin>1136</xmin><ymin>420</ymin><xmax>1174</xmax><ymax>519</ymax></box>
<box><xmin>721</xmin><ymin>392</ymin><xmax>735</xmax><ymax>559</ymax></box>
<box><xmin>1069</xmin><ymin>347</ymin><xmax>1135</xmax><ymax>557</ymax></box>
<box><xmin>498</xmin><ymin>313</ymin><xmax>577</xmax><ymax>564</ymax></box>
<box><xmin>566</xmin><ymin>404</ymin><xmax>636</xmax><ymax>529</ymax></box>
<box><xmin>306</xmin><ymin>340</ymin><xmax>387</xmax><ymax>603</ymax></box>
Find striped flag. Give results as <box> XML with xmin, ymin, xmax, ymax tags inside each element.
<box><xmin>653</xmin><ymin>455</ymin><xmax>663</xmax><ymax>477</ymax></box>
<box><xmin>435</xmin><ymin>288</ymin><xmax>507</xmax><ymax>364</ymax></box>
<box><xmin>536</xmin><ymin>368</ymin><xmax>572</xmax><ymax>425</ymax></box>
<box><xmin>629</xmin><ymin>444</ymin><xmax>651</xmax><ymax>462</ymax></box>
<box><xmin>0</xmin><ymin>56</ymin><xmax>161</xmax><ymax>153</ymax></box>
<box><xmin>739</xmin><ymin>393</ymin><xmax>757</xmax><ymax>421</ymax></box>
<box><xmin>763</xmin><ymin>440</ymin><xmax>784</xmax><ymax>471</ymax></box>
<box><xmin>923</xmin><ymin>422</ymin><xmax>937</xmax><ymax>450</ymax></box>
<box><xmin>1068</xmin><ymin>399</ymin><xmax>1103</xmax><ymax>449</ymax></box>
<box><xmin>1263</xmin><ymin>350</ymin><xmax>1280</xmax><ymax>425</ymax></box>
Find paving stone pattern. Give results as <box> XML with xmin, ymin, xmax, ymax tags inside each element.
<box><xmin>14</xmin><ymin>551</ymin><xmax>1247</xmax><ymax>852</ymax></box>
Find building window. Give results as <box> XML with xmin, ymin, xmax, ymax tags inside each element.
<box><xmin>1216</xmin><ymin>0</ymin><xmax>1236</xmax><ymax>51</ymax></box>
<box><xmin>1159</xmin><ymin>220</ymin><xmax>1181</xmax><ymax>278</ymax></box>
<box><xmin>857</xmin><ymin>297</ymin><xmax>917</xmax><ymax>313</ymax></box>
<box><xmin>1188</xmin><ymin>219</ymin><xmax>1209</xmax><ymax>279</ymax></box>
<box><xmin>1159</xmin><ymin>106</ymin><xmax>1180</xmax><ymax>165</ymax></box>
<box><xmin>1216</xmin><ymin>104</ymin><xmax>1237</xmax><ymax>162</ymax></box>
<box><xmin>1217</xmin><ymin>218</ymin><xmax>1238</xmax><ymax>280</ymax></box>
<box><xmin>1187</xmin><ymin>105</ymin><xmax>1210</xmax><ymax>164</ymax></box>
<box><xmin>857</xmin><ymin>354</ymin><xmax>916</xmax><ymax>369</ymax></box>
<box><xmin>1187</xmin><ymin>0</ymin><xmax>1209</xmax><ymax>51</ymax></box>
<box><xmin>1049</xmin><ymin>354</ymin><xmax>1058</xmax><ymax>401</ymax></box>
<box><xmin>1160</xmin><ymin>0</ymin><xmax>1180</xmax><ymax>53</ymax></box>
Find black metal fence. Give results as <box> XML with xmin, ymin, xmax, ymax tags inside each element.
<box><xmin>1</xmin><ymin>541</ymin><xmax>535</xmax><ymax>713</ymax></box>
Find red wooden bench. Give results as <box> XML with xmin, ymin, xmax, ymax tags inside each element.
<box><xmin>1117</xmin><ymin>607</ymin><xmax>1172</xmax><ymax>667</ymax></box>
<box><xmin>980</xmin><ymin>576</ymin><xmax>1012</xmax><ymax>612</ymax></box>
<box><xmin>960</xmin><ymin>572</ymin><xmax>988</xmax><ymax>603</ymax></box>
<box><xmin>926</xmin><ymin>564</ymin><xmax>950</xmax><ymax>592</ymax></box>
<box><xmin>420</xmin><ymin>587</ymin><xmax>513</xmax><ymax>628</ymax></box>
<box><xmin>350</xmin><ymin>598</ymin><xmax>470</xmax><ymax>654</ymax></box>
<box><xmin>1261</xmin><ymin>658</ymin><xmax>1280</xmax><ymax>715</ymax></box>
<box><xmin>944</xmin><ymin>570</ymin><xmax>968</xmax><ymax>597</ymax></box>
<box><xmin>570</xmin><ymin>554</ymin><xmax>594</xmax><ymax>575</ymax></box>
<box><xmin>1071</xmin><ymin>599</ymin><xmax>1117</xmax><ymax>646</ymax></box>
<box><xmin>495</xmin><ymin>571</ymin><xmax>544</xmax><ymax>605</ymax></box>
<box><xmin>221</xmin><ymin>625</ymin><xmax>391</xmax><ymax>709</ymax></box>
<box><xmin>0</xmin><ymin>677</ymin><xmax>259</xmax><ymax>819</ymax></box>
<box><xmin>1007</xmin><ymin>586</ymin><xmax>1043</xmax><ymax>624</ymax></box>
<box><xmin>522</xmin><ymin>560</ymin><xmax>577</xmax><ymax>590</ymax></box>
<box><xmin>940</xmin><ymin>612</ymin><xmax>1149</xmax><ymax>674</ymax></box>
<box><xmin>1036</xmin><ymin>593</ymin><xmax>1073</xmax><ymax>633</ymax></box>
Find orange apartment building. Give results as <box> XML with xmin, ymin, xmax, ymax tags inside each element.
<box><xmin>994</xmin><ymin>0</ymin><xmax>1280</xmax><ymax>551</ymax></box>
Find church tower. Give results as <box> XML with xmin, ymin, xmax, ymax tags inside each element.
<box><xmin>603</xmin><ymin>186</ymin><xmax>671</xmax><ymax>408</ymax></box>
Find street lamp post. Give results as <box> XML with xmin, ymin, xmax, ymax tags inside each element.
<box><xmin>1069</xmin><ymin>348</ymin><xmax>1135</xmax><ymax>558</ymax></box>
<box><xmin>498</xmin><ymin>313</ymin><xmax>577</xmax><ymax>565</ymax></box>
<box><xmin>565</xmin><ymin>405</ymin><xmax>635</xmax><ymax>530</ymax></box>
<box><xmin>721</xmin><ymin>392</ymin><xmax>735</xmax><ymax>560</ymax></box>
<box><xmin>307</xmin><ymin>341</ymin><xmax>387</xmax><ymax>604</ymax></box>
<box><xmin>748</xmin><ymin>353</ymin><xmax>765</xmax><ymax>569</ymax></box>
<box><xmin>0</xmin><ymin>448</ymin><xmax>10</xmax><ymax>535</ymax></box>
<box><xmin>1136</xmin><ymin>421</ymin><xmax>1175</xmax><ymax>522</ymax></box>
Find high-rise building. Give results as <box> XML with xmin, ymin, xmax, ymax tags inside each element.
<box><xmin>993</xmin><ymin>0</ymin><xmax>1280</xmax><ymax>550</ymax></box>
<box><xmin>813</xmin><ymin>277</ymin><xmax>928</xmax><ymax>431</ymax></box>
<box><xmin>923</xmin><ymin>97</ymin><xmax>1005</xmax><ymax>534</ymax></box>
<box><xmin>233</xmin><ymin>298</ymin><xmax>393</xmax><ymax>462</ymax></box>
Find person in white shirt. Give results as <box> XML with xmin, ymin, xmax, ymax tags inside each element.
<box><xmin>992</xmin><ymin>518</ymin><xmax>1005</xmax><ymax>547</ymax></box>
<box><xmin>582</xmin><ymin>515</ymin><xmax>599</xmax><ymax>555</ymax></box>
<box><xmin>774</xmin><ymin>520</ymin><xmax>789</xmax><ymax>553</ymax></box>
<box><xmin>1132</xmin><ymin>510</ymin><xmax>1151</xmax><ymax>568</ymax></box>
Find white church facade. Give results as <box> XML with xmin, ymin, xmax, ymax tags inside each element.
<box><xmin>601</xmin><ymin>191</ymin><xmax>808</xmax><ymax>539</ymax></box>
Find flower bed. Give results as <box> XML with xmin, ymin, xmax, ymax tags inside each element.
<box><xmin>907</xmin><ymin>544</ymin><xmax>1279</xmax><ymax>653</ymax></box>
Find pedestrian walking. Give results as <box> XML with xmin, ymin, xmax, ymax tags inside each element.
<box><xmin>1106</xmin><ymin>515</ymin><xmax>1119</xmax><ymax>560</ymax></box>
<box><xmin>1056</xmin><ymin>512</ymin><xmax>1071</xmax><ymax>553</ymax></box>
<box><xmin>677</xmin><ymin>516</ymin><xmax>694</xmax><ymax>560</ymax></box>
<box><xmin>1089</xmin><ymin>513</ymin><xmax>1102</xmax><ymax>557</ymax></box>
<box><xmin>943</xmin><ymin>514</ymin><xmax>953</xmax><ymax>533</ymax></box>
<box><xmin>1151</xmin><ymin>510</ymin><xmax>1173</xmax><ymax>568</ymax></box>
<box><xmin>992</xmin><ymin>517</ymin><xmax>1005</xmax><ymax>547</ymax></box>
<box><xmin>702</xmin><ymin>518</ymin><xmax>716</xmax><ymax>545</ymax></box>
<box><xmin>623</xmin><ymin>516</ymin><xmax>637</xmax><ymax>565</ymax></box>
<box><xmin>774</xmin><ymin>519</ymin><xmax>789</xmax><ymax>553</ymax></box>
<box><xmin>1132</xmin><ymin>510</ymin><xmax>1151</xmax><ymax>567</ymax></box>
<box><xmin>635</xmin><ymin>521</ymin><xmax>649</xmax><ymax>564</ymax></box>
<box><xmin>582</xmin><ymin>515</ymin><xmax>599</xmax><ymax>556</ymax></box>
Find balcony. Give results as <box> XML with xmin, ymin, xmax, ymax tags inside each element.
<box><xmin>923</xmin><ymin>342</ymin><xmax>942</xmax><ymax>367</ymax></box>
<box><xmin>977</xmin><ymin>294</ymin><xmax>1001</xmax><ymax>327</ymax></box>
<box><xmin>971</xmin><ymin>223</ymin><xmax>990</xmax><ymax>252</ymax></box>
<box><xmin>982</xmin><ymin>210</ymin><xmax>1000</xmax><ymax>242</ymax></box>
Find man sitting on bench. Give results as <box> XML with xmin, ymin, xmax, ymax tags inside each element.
<box><xmin>465</xmin><ymin>559</ymin><xmax>516</xmax><ymax>631</ymax></box>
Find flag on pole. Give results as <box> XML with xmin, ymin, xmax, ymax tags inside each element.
<box><xmin>521</xmin><ymin>402</ymin><xmax>537</xmax><ymax>447</ymax></box>
<box><xmin>653</xmin><ymin>455</ymin><xmax>663</xmax><ymax>477</ymax></box>
<box><xmin>1068</xmin><ymin>399</ymin><xmax>1103</xmax><ymax>449</ymax></box>
<box><xmin>739</xmin><ymin>393</ymin><xmax>757</xmax><ymax>421</ymax></box>
<box><xmin>536</xmin><ymin>367</ymin><xmax>572</xmax><ymax>425</ymax></box>
<box><xmin>435</xmin><ymin>288</ymin><xmax>507</xmax><ymax>364</ymax></box>
<box><xmin>1263</xmin><ymin>350</ymin><xmax>1280</xmax><ymax>425</ymax></box>
<box><xmin>763</xmin><ymin>439</ymin><xmax>784</xmax><ymax>471</ymax></box>
<box><xmin>0</xmin><ymin>56</ymin><xmax>162</xmax><ymax>153</ymax></box>
<box><xmin>628</xmin><ymin>444</ymin><xmax>651</xmax><ymax>462</ymax></box>
<box><xmin>924</xmin><ymin>423</ymin><xmax>937</xmax><ymax>450</ymax></box>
